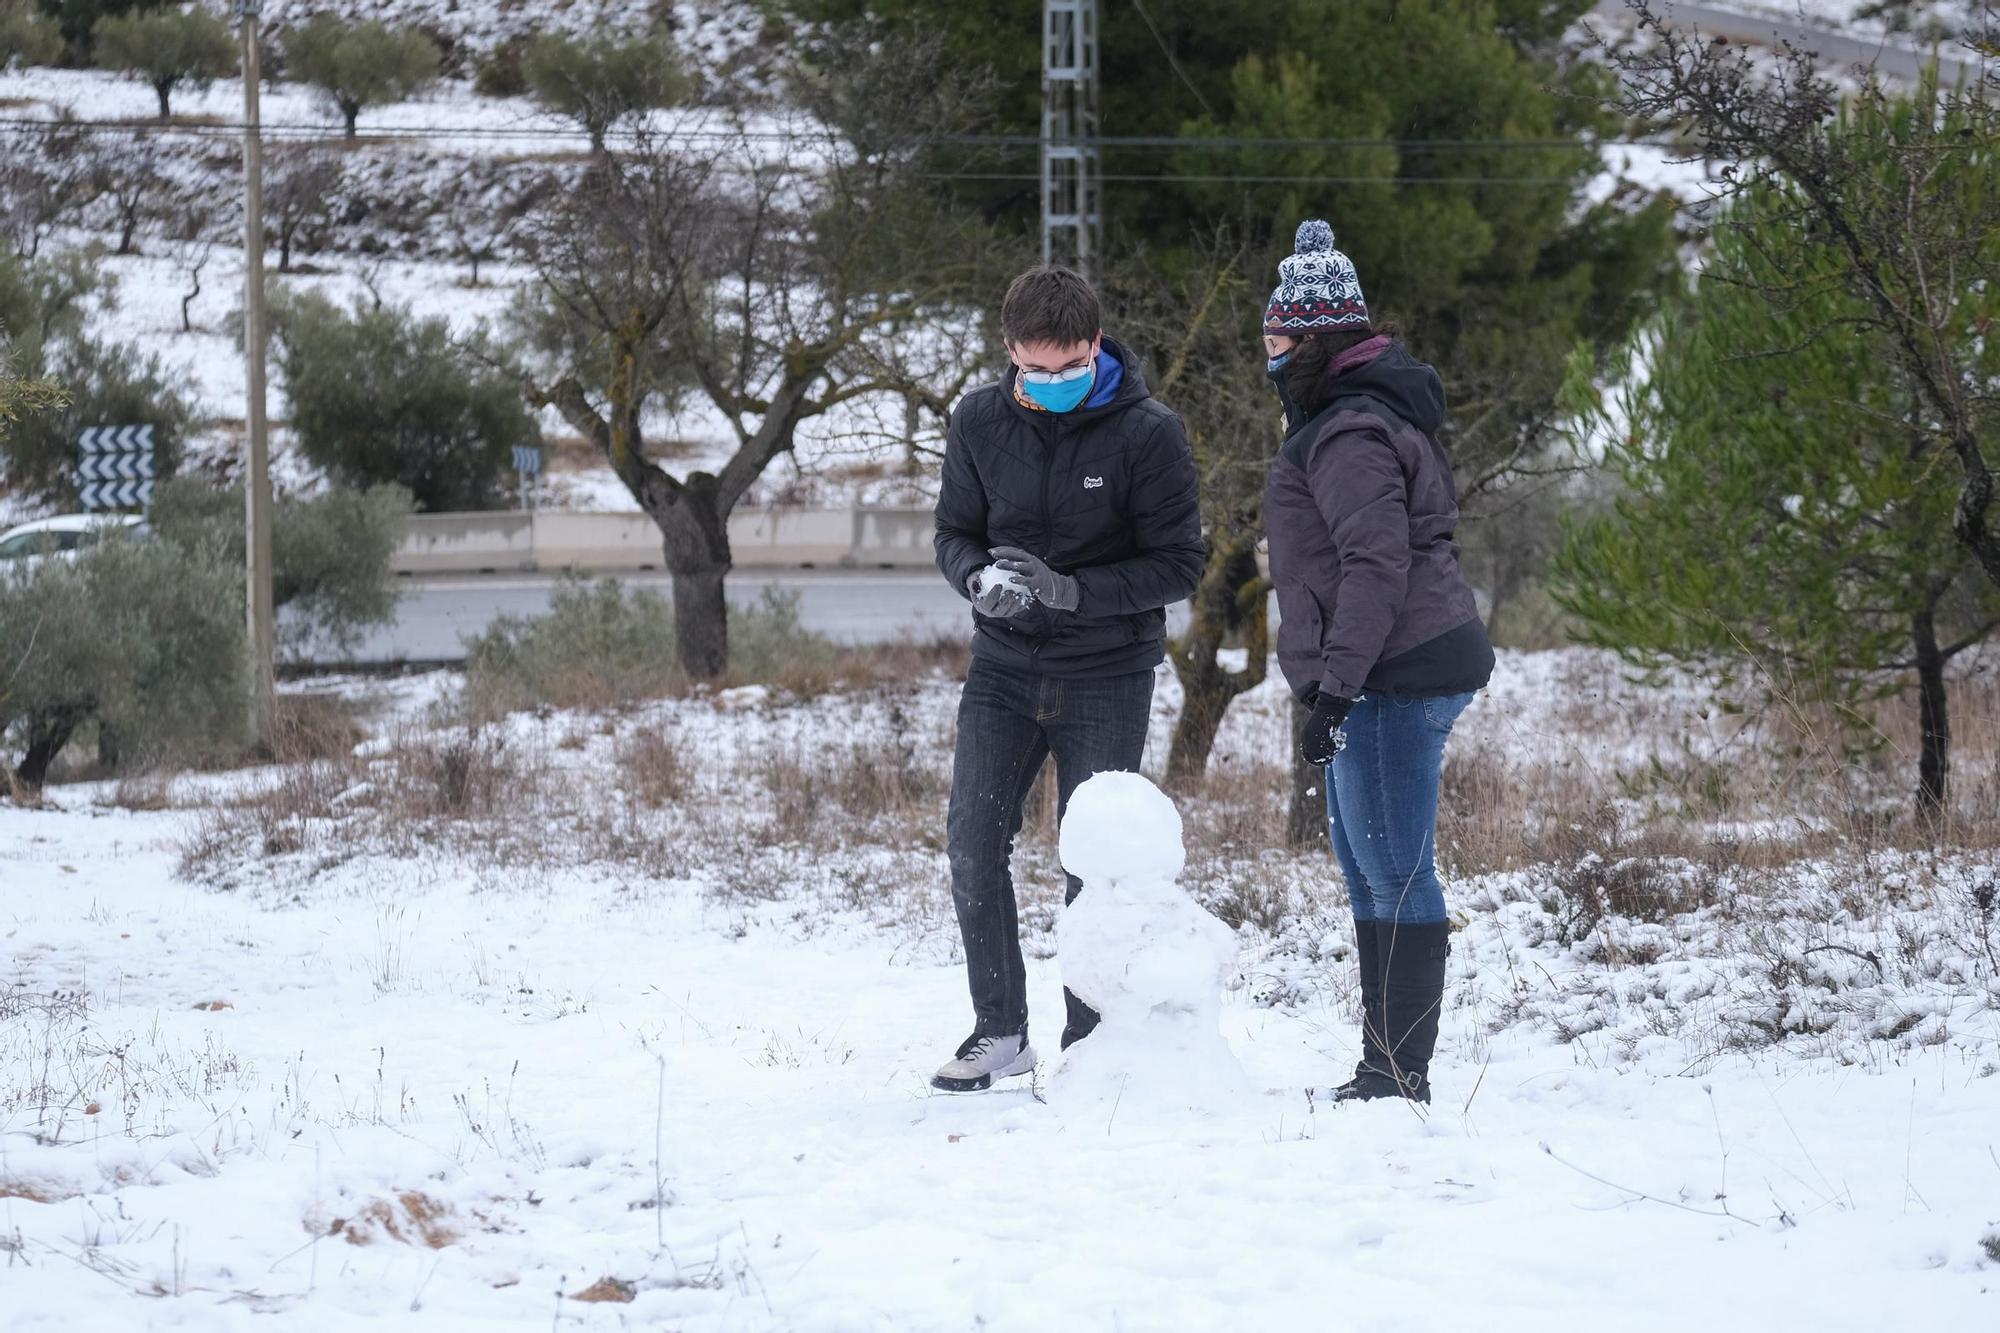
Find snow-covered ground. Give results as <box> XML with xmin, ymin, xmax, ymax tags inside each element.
<box><xmin>4</xmin><ymin>649</ymin><xmax>1997</xmax><ymax>1328</ymax></box>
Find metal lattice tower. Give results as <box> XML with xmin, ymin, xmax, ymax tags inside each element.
<box><xmin>1041</xmin><ymin>0</ymin><xmax>1101</xmax><ymax>278</ymax></box>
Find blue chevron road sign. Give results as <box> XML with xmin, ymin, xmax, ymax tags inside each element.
<box><xmin>74</xmin><ymin>424</ymin><xmax>157</xmax><ymax>510</ymax></box>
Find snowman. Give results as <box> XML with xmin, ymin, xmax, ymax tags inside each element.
<box><xmin>1049</xmin><ymin>771</ymin><xmax>1252</xmax><ymax>1118</ymax></box>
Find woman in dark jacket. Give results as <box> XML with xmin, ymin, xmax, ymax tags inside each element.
<box><xmin>1260</xmin><ymin>220</ymin><xmax>1495</xmax><ymax>1104</ymax></box>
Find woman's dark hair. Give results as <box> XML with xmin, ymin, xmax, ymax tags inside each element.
<box><xmin>1281</xmin><ymin>322</ymin><xmax>1398</xmax><ymax>417</ymax></box>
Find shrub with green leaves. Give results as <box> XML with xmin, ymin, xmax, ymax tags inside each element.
<box><xmin>280</xmin><ymin>15</ymin><xmax>440</xmax><ymax>138</ymax></box>
<box><xmin>272</xmin><ymin>290</ymin><xmax>537</xmax><ymax>513</ymax></box>
<box><xmin>0</xmin><ymin>0</ymin><xmax>62</xmax><ymax>69</ymax></box>
<box><xmin>93</xmin><ymin>5</ymin><xmax>238</xmax><ymax>119</ymax></box>
<box><xmin>0</xmin><ymin>526</ymin><xmax>247</xmax><ymax>786</ymax></box>
<box><xmin>462</xmin><ymin>576</ymin><xmax>678</xmax><ymax>716</ymax></box>
<box><xmin>460</xmin><ymin>581</ymin><xmax>837</xmax><ymax>716</ymax></box>
<box><xmin>521</xmin><ymin>33</ymin><xmax>688</xmax><ymax>151</ymax></box>
<box><xmin>147</xmin><ymin>474</ymin><xmax>413</xmax><ymax>659</ymax></box>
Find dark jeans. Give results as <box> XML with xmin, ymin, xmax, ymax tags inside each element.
<box><xmin>1325</xmin><ymin>691</ymin><xmax>1475</xmax><ymax>925</ymax></box>
<box><xmin>947</xmin><ymin>658</ymin><xmax>1156</xmax><ymax>1036</ymax></box>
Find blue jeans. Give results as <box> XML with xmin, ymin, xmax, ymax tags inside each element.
<box><xmin>947</xmin><ymin>659</ymin><xmax>1155</xmax><ymax>1036</ymax></box>
<box><xmin>1325</xmin><ymin>691</ymin><xmax>1474</xmax><ymax>925</ymax></box>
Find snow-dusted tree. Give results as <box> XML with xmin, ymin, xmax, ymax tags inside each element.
<box><xmin>261</xmin><ymin>145</ymin><xmax>341</xmax><ymax>273</ymax></box>
<box><xmin>0</xmin><ymin>119</ymin><xmax>96</xmax><ymax>258</ymax></box>
<box><xmin>521</xmin><ymin>33</ymin><xmax>999</xmax><ymax>678</ymax></box>
<box><xmin>81</xmin><ymin>128</ymin><xmax>171</xmax><ymax>256</ymax></box>
<box><xmin>444</xmin><ymin>157</ymin><xmax>553</xmax><ymax>287</ymax></box>
<box><xmin>281</xmin><ymin>15</ymin><xmax>439</xmax><ymax>139</ymax></box>
<box><xmin>165</xmin><ymin>203</ymin><xmax>216</xmax><ymax>332</ymax></box>
<box><xmin>93</xmin><ymin>4</ymin><xmax>238</xmax><ymax>119</ymax></box>
<box><xmin>521</xmin><ymin>32</ymin><xmax>689</xmax><ymax>153</ymax></box>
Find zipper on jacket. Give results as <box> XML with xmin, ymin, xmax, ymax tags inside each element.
<box><xmin>1031</xmin><ymin>413</ymin><xmax>1060</xmax><ymax>669</ymax></box>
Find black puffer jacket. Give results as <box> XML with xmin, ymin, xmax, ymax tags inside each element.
<box><xmin>1265</xmin><ymin>339</ymin><xmax>1494</xmax><ymax>702</ymax></box>
<box><xmin>934</xmin><ymin>337</ymin><xmax>1205</xmax><ymax>677</ymax></box>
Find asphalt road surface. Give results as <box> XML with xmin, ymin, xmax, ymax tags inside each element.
<box><xmin>317</xmin><ymin>570</ymin><xmax>1192</xmax><ymax>667</ymax></box>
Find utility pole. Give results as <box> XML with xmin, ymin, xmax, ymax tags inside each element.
<box><xmin>238</xmin><ymin>1</ymin><xmax>275</xmax><ymax>742</ymax></box>
<box><xmin>1041</xmin><ymin>0</ymin><xmax>1101</xmax><ymax>279</ymax></box>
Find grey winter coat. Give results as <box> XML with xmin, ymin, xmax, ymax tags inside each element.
<box><xmin>1265</xmin><ymin>339</ymin><xmax>1494</xmax><ymax>703</ymax></box>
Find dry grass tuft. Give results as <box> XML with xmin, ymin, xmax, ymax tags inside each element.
<box><xmin>327</xmin><ymin>1191</ymin><xmax>457</xmax><ymax>1249</ymax></box>
<box><xmin>266</xmin><ymin>692</ymin><xmax>366</xmax><ymax>765</ymax></box>
<box><xmin>617</xmin><ymin>730</ymin><xmax>688</xmax><ymax>807</ymax></box>
<box><xmin>570</xmin><ymin>1276</ymin><xmax>638</xmax><ymax>1303</ymax></box>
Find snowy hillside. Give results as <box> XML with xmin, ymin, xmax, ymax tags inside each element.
<box><xmin>3</xmin><ymin>647</ymin><xmax>1997</xmax><ymax>1327</ymax></box>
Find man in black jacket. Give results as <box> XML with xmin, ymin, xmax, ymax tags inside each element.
<box><xmin>929</xmin><ymin>266</ymin><xmax>1205</xmax><ymax>1092</ymax></box>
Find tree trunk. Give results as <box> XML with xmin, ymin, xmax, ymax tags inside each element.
<box><xmin>279</xmin><ymin>223</ymin><xmax>293</xmax><ymax>273</ymax></box>
<box><xmin>342</xmin><ymin>102</ymin><xmax>360</xmax><ymax>139</ymax></box>
<box><xmin>671</xmin><ymin>566</ymin><xmax>729</xmax><ymax>679</ymax></box>
<box><xmin>1913</xmin><ymin>605</ymin><xmax>1950</xmax><ymax>820</ymax></box>
<box><xmin>16</xmin><ymin>708</ymin><xmax>83</xmax><ymax>789</ymax></box>
<box><xmin>1165</xmin><ymin>533</ymin><xmax>1268</xmax><ymax>787</ymax></box>
<box><xmin>650</xmin><ymin>478</ymin><xmax>734</xmax><ymax>680</ymax></box>
<box><xmin>1166</xmin><ymin>671</ymin><xmax>1232</xmax><ymax>789</ymax></box>
<box><xmin>154</xmin><ymin>80</ymin><xmax>172</xmax><ymax>120</ymax></box>
<box><xmin>1284</xmin><ymin>694</ymin><xmax>1325</xmax><ymax>848</ymax></box>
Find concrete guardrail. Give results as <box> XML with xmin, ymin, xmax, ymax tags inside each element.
<box><xmin>394</xmin><ymin>507</ymin><xmax>938</xmax><ymax>575</ymax></box>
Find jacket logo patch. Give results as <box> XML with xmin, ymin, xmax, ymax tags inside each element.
<box><xmin>1083</xmin><ymin>475</ymin><xmax>1104</xmax><ymax>490</ymax></box>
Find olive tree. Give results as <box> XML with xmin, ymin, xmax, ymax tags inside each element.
<box><xmin>522</xmin><ymin>33</ymin><xmax>689</xmax><ymax>153</ymax></box>
<box><xmin>94</xmin><ymin>4</ymin><xmax>238</xmax><ymax>119</ymax></box>
<box><xmin>273</xmin><ymin>290</ymin><xmax>538</xmax><ymax>512</ymax></box>
<box><xmin>521</xmin><ymin>33</ymin><xmax>999</xmax><ymax>678</ymax></box>
<box><xmin>281</xmin><ymin>15</ymin><xmax>440</xmax><ymax>139</ymax></box>
<box><xmin>0</xmin><ymin>0</ymin><xmax>61</xmax><ymax>69</ymax></box>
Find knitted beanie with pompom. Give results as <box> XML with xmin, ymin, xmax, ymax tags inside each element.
<box><xmin>1263</xmin><ymin>219</ymin><xmax>1369</xmax><ymax>334</ymax></box>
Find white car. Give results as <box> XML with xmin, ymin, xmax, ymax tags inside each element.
<box><xmin>0</xmin><ymin>514</ymin><xmax>148</xmax><ymax>575</ymax></box>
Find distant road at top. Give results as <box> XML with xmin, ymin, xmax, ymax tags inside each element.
<box><xmin>1590</xmin><ymin>1</ymin><xmax>1978</xmax><ymax>85</ymax></box>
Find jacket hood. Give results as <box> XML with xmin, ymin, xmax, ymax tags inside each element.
<box><xmin>1004</xmin><ymin>335</ymin><xmax>1152</xmax><ymax>419</ymax></box>
<box><xmin>1327</xmin><ymin>341</ymin><xmax>1445</xmax><ymax>436</ymax></box>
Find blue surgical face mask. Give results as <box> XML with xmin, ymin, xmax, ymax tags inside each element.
<box><xmin>1267</xmin><ymin>351</ymin><xmax>1293</xmax><ymax>373</ymax></box>
<box><xmin>1019</xmin><ymin>360</ymin><xmax>1095</xmax><ymax>413</ymax></box>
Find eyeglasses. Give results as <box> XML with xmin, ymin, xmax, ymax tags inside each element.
<box><xmin>1019</xmin><ymin>363</ymin><xmax>1093</xmax><ymax>386</ymax></box>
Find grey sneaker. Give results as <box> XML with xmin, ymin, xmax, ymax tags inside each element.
<box><xmin>930</xmin><ymin>1029</ymin><xmax>1037</xmax><ymax>1093</ymax></box>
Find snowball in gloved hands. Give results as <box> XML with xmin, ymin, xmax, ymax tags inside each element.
<box><xmin>969</xmin><ymin>566</ymin><xmax>1033</xmax><ymax>618</ymax></box>
<box><xmin>988</xmin><ymin>546</ymin><xmax>1080</xmax><ymax>612</ymax></box>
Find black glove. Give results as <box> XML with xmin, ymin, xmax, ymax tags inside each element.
<box><xmin>1299</xmin><ymin>691</ymin><xmax>1354</xmax><ymax>766</ymax></box>
<box><xmin>988</xmin><ymin>546</ymin><xmax>1080</xmax><ymax>612</ymax></box>
<box><xmin>968</xmin><ymin>568</ymin><xmax>1033</xmax><ymax>619</ymax></box>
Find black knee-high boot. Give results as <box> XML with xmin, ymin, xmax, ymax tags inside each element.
<box><xmin>1336</xmin><ymin>920</ymin><xmax>1450</xmax><ymax>1104</ymax></box>
<box><xmin>1336</xmin><ymin>919</ymin><xmax>1386</xmax><ymax>1090</ymax></box>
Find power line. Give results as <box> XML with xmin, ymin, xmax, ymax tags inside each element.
<box><xmin>0</xmin><ymin>114</ymin><xmax>1685</xmax><ymax>152</ymax></box>
<box><xmin>952</xmin><ymin>172</ymin><xmax>1594</xmax><ymax>186</ymax></box>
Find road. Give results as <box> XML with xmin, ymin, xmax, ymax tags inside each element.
<box><xmin>319</xmin><ymin>570</ymin><xmax>1192</xmax><ymax>666</ymax></box>
<box><xmin>312</xmin><ymin>570</ymin><xmax>977</xmax><ymax>665</ymax></box>
<box><xmin>1592</xmin><ymin>0</ymin><xmax>1978</xmax><ymax>84</ymax></box>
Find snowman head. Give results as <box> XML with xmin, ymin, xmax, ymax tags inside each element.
<box><xmin>1059</xmin><ymin>771</ymin><xmax>1185</xmax><ymax>889</ymax></box>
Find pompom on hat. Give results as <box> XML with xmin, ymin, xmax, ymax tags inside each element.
<box><xmin>1263</xmin><ymin>219</ymin><xmax>1369</xmax><ymax>334</ymax></box>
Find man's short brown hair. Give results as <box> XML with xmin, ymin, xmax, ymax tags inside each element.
<box><xmin>1000</xmin><ymin>266</ymin><xmax>1101</xmax><ymax>347</ymax></box>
